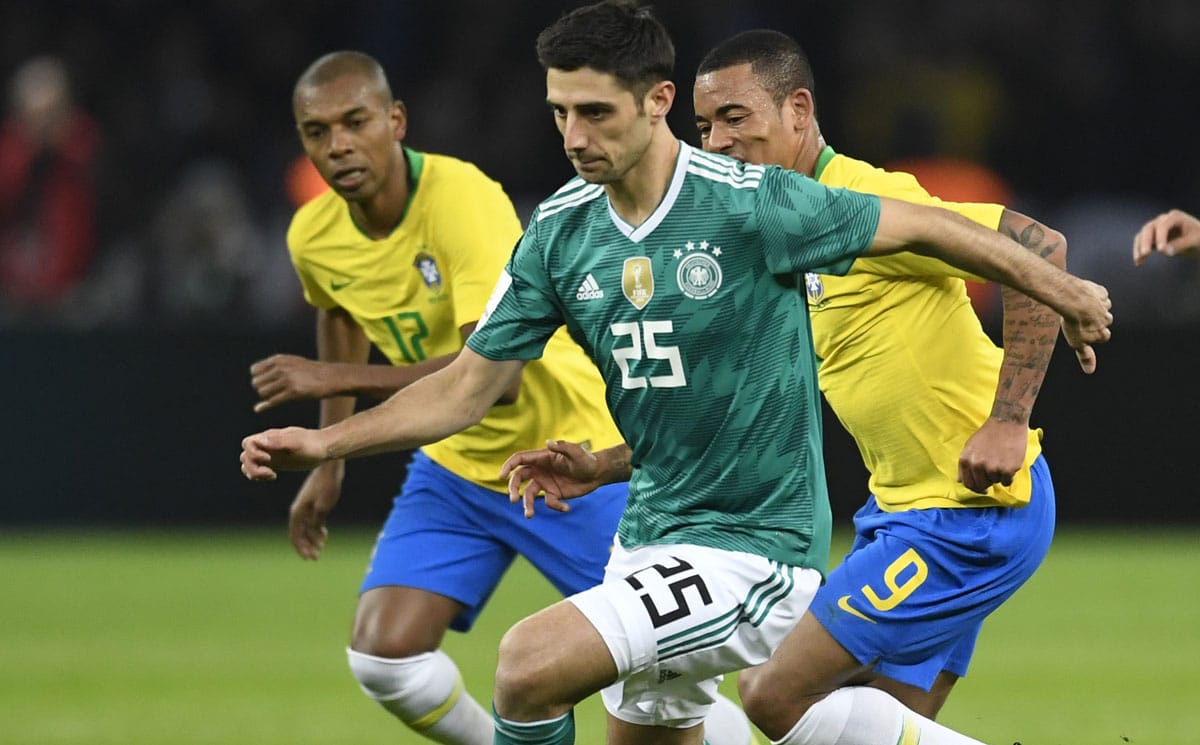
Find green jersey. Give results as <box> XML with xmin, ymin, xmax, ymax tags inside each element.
<box><xmin>467</xmin><ymin>142</ymin><xmax>879</xmax><ymax>570</ymax></box>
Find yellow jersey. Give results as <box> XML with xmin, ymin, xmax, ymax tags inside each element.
<box><xmin>287</xmin><ymin>149</ymin><xmax>623</xmax><ymax>491</ymax></box>
<box><xmin>809</xmin><ymin>147</ymin><xmax>1042</xmax><ymax>510</ymax></box>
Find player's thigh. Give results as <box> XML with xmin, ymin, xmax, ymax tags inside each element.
<box><xmin>360</xmin><ymin>452</ymin><xmax>515</xmax><ymax>635</ymax></box>
<box><xmin>574</xmin><ymin>542</ymin><xmax>820</xmax><ymax>731</ymax></box>
<box><xmin>869</xmin><ymin>670</ymin><xmax>959</xmax><ymax>720</ymax></box>
<box><xmin>494</xmin><ymin>598</ymin><xmax>619</xmax><ymax>718</ymax></box>
<box><xmin>352</xmin><ymin>586</ymin><xmax>466</xmax><ymax>656</ymax></box>
<box><xmin>743</xmin><ymin>611</ymin><xmax>870</xmax><ymax>704</ymax></box>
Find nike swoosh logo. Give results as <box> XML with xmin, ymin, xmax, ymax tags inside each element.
<box><xmin>330</xmin><ymin>279</ymin><xmax>355</xmax><ymax>291</ymax></box>
<box><xmin>837</xmin><ymin>595</ymin><xmax>876</xmax><ymax>624</ymax></box>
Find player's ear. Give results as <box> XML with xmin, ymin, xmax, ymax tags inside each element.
<box><xmin>391</xmin><ymin>99</ymin><xmax>408</xmax><ymax>142</ymax></box>
<box><xmin>645</xmin><ymin>80</ymin><xmax>675</xmax><ymax>122</ymax></box>
<box><xmin>786</xmin><ymin>87</ymin><xmax>814</xmax><ymax>132</ymax></box>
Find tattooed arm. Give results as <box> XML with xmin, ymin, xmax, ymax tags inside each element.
<box><xmin>957</xmin><ymin>209</ymin><xmax>1065</xmax><ymax>493</ymax></box>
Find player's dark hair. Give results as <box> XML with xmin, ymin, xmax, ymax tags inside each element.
<box><xmin>293</xmin><ymin>50</ymin><xmax>394</xmax><ymax>103</ymax></box>
<box><xmin>536</xmin><ymin>0</ymin><xmax>674</xmax><ymax>98</ymax></box>
<box><xmin>697</xmin><ymin>29</ymin><xmax>815</xmax><ymax>107</ymax></box>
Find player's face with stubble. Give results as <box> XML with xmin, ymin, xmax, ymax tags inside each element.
<box><xmin>293</xmin><ymin>75</ymin><xmax>404</xmax><ymax>201</ymax></box>
<box><xmin>546</xmin><ymin>67</ymin><xmax>655</xmax><ymax>185</ymax></box>
<box><xmin>693</xmin><ymin>63</ymin><xmax>797</xmax><ymax>169</ymax></box>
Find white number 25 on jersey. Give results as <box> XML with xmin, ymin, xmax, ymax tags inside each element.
<box><xmin>610</xmin><ymin>320</ymin><xmax>687</xmax><ymax>389</ymax></box>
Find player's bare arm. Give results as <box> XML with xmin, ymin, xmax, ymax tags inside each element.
<box><xmin>251</xmin><ymin>319</ymin><xmax>521</xmax><ymax>411</ymax></box>
<box><xmin>869</xmin><ymin>198</ymin><xmax>1112</xmax><ymax>372</ymax></box>
<box><xmin>1133</xmin><ymin>208</ymin><xmax>1200</xmax><ymax>265</ymax></box>
<box><xmin>992</xmin><ymin>209</ymin><xmax>1067</xmax><ymax>395</ymax></box>
<box><xmin>501</xmin><ymin>441</ymin><xmax>633</xmax><ymax>518</ymax></box>
<box><xmin>256</xmin><ymin>307</ymin><xmax>366</xmax><ymax>558</ymax></box>
<box><xmin>241</xmin><ymin>349</ymin><xmax>525</xmax><ymax>481</ymax></box>
<box><xmin>958</xmin><ymin>209</ymin><xmax>1065</xmax><ymax>493</ymax></box>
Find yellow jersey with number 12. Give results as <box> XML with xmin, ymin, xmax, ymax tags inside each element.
<box><xmin>810</xmin><ymin>147</ymin><xmax>1042</xmax><ymax>511</ymax></box>
<box><xmin>286</xmin><ymin>148</ymin><xmax>623</xmax><ymax>492</ymax></box>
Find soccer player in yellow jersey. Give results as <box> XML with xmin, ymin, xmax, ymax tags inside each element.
<box><xmin>690</xmin><ymin>30</ymin><xmax>1071</xmax><ymax>744</ymax></box>
<box><xmin>247</xmin><ymin>51</ymin><xmax>635</xmax><ymax>745</ymax></box>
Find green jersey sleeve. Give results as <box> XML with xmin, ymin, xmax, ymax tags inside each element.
<box><xmin>755</xmin><ymin>167</ymin><xmax>881</xmax><ymax>277</ymax></box>
<box><xmin>466</xmin><ymin>225</ymin><xmax>564</xmax><ymax>361</ymax></box>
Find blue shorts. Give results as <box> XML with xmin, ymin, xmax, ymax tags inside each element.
<box><xmin>810</xmin><ymin>455</ymin><xmax>1055</xmax><ymax>690</ymax></box>
<box><xmin>361</xmin><ymin>450</ymin><xmax>628</xmax><ymax>632</ymax></box>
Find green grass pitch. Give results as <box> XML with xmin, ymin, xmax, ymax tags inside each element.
<box><xmin>1</xmin><ymin>527</ymin><xmax>1196</xmax><ymax>744</ymax></box>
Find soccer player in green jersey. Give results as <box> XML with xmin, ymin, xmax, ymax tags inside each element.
<box><xmin>1134</xmin><ymin>208</ymin><xmax>1200</xmax><ymax>264</ymax></box>
<box><xmin>240</xmin><ymin>3</ymin><xmax>1112</xmax><ymax>744</ymax></box>
<box><xmin>250</xmin><ymin>50</ymin><xmax>636</xmax><ymax>745</ymax></box>
<box><xmin>509</xmin><ymin>27</ymin><xmax>1107</xmax><ymax>745</ymax></box>
<box><xmin>507</xmin><ymin>28</ymin><xmax>1100</xmax><ymax>745</ymax></box>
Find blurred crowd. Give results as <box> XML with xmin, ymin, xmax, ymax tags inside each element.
<box><xmin>2</xmin><ymin>0</ymin><xmax>1198</xmax><ymax>332</ymax></box>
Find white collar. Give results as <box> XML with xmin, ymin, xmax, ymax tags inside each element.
<box><xmin>606</xmin><ymin>140</ymin><xmax>691</xmax><ymax>243</ymax></box>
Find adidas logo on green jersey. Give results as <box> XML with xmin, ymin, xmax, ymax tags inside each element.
<box><xmin>576</xmin><ymin>273</ymin><xmax>604</xmax><ymax>300</ymax></box>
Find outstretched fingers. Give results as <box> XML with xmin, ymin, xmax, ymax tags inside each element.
<box><xmin>506</xmin><ymin>464</ymin><xmax>571</xmax><ymax>518</ymax></box>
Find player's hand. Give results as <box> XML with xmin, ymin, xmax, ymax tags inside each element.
<box><xmin>240</xmin><ymin>426</ymin><xmax>329</xmax><ymax>481</ymax></box>
<box><xmin>1058</xmin><ymin>279</ymin><xmax>1112</xmax><ymax>374</ymax></box>
<box><xmin>957</xmin><ymin>418</ymin><xmax>1026</xmax><ymax>494</ymax></box>
<box><xmin>287</xmin><ymin>464</ymin><xmax>343</xmax><ymax>560</ymax></box>
<box><xmin>1133</xmin><ymin>209</ymin><xmax>1200</xmax><ymax>266</ymax></box>
<box><xmin>500</xmin><ymin>439</ymin><xmax>605</xmax><ymax>518</ymax></box>
<box><xmin>250</xmin><ymin>354</ymin><xmax>337</xmax><ymax>413</ymax></box>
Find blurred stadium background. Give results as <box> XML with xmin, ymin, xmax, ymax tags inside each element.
<box><xmin>1</xmin><ymin>1</ymin><xmax>1198</xmax><ymax>744</ymax></box>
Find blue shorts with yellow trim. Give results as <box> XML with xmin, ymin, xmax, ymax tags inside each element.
<box><xmin>360</xmin><ymin>450</ymin><xmax>627</xmax><ymax>632</ymax></box>
<box><xmin>810</xmin><ymin>455</ymin><xmax>1055</xmax><ymax>691</ymax></box>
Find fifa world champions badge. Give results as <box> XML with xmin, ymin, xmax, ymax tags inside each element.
<box><xmin>674</xmin><ymin>240</ymin><xmax>723</xmax><ymax>300</ymax></box>
<box><xmin>622</xmin><ymin>256</ymin><xmax>654</xmax><ymax>310</ymax></box>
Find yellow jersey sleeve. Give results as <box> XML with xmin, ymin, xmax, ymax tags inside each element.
<box><xmin>821</xmin><ymin>154</ymin><xmax>1005</xmax><ymax>280</ymax></box>
<box><xmin>287</xmin><ymin>192</ymin><xmax>347</xmax><ymax>311</ymax></box>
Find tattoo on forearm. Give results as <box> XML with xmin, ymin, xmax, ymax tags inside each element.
<box><xmin>993</xmin><ymin>214</ymin><xmax>1062</xmax><ymax>422</ymax></box>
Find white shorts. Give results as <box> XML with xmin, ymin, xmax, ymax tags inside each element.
<box><xmin>569</xmin><ymin>541</ymin><xmax>821</xmax><ymax>729</ymax></box>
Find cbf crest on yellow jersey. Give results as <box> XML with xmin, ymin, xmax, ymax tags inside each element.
<box><xmin>287</xmin><ymin>148</ymin><xmax>623</xmax><ymax>491</ymax></box>
<box><xmin>811</xmin><ymin>147</ymin><xmax>1042</xmax><ymax>511</ymax></box>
